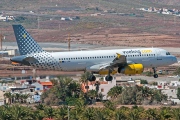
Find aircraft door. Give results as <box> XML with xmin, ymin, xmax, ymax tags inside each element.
<box><xmin>156</xmin><ymin>49</ymin><xmax>162</xmax><ymax>60</ymax></box>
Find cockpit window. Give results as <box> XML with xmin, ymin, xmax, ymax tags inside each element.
<box><xmin>166</xmin><ymin>52</ymin><xmax>170</xmax><ymax>55</ymax></box>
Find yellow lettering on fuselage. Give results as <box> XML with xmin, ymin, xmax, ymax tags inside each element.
<box><xmin>141</xmin><ymin>50</ymin><xmax>152</xmax><ymax>54</ymax></box>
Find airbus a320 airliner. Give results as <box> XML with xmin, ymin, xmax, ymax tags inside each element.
<box><xmin>10</xmin><ymin>25</ymin><xmax>177</xmax><ymax>81</ymax></box>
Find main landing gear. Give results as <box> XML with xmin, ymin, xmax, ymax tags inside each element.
<box><xmin>152</xmin><ymin>67</ymin><xmax>158</xmax><ymax>78</ymax></box>
<box><xmin>88</xmin><ymin>69</ymin><xmax>114</xmax><ymax>82</ymax></box>
<box><xmin>105</xmin><ymin>75</ymin><xmax>113</xmax><ymax>81</ymax></box>
<box><xmin>88</xmin><ymin>74</ymin><xmax>113</xmax><ymax>81</ymax></box>
<box><xmin>88</xmin><ymin>74</ymin><xmax>96</xmax><ymax>81</ymax></box>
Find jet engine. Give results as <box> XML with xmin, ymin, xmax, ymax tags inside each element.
<box><xmin>118</xmin><ymin>64</ymin><xmax>144</xmax><ymax>75</ymax></box>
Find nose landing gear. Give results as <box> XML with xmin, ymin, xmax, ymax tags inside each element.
<box><xmin>152</xmin><ymin>67</ymin><xmax>158</xmax><ymax>78</ymax></box>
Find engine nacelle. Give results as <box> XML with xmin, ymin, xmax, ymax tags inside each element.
<box><xmin>118</xmin><ymin>64</ymin><xmax>144</xmax><ymax>75</ymax></box>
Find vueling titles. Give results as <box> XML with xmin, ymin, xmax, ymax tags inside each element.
<box><xmin>122</xmin><ymin>50</ymin><xmax>152</xmax><ymax>55</ymax></box>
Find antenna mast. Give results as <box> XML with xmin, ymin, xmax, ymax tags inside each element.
<box><xmin>68</xmin><ymin>33</ymin><xmax>71</xmax><ymax>51</ymax></box>
<box><xmin>0</xmin><ymin>31</ymin><xmax>3</xmax><ymax>50</ymax></box>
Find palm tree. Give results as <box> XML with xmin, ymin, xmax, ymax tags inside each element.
<box><xmin>94</xmin><ymin>108</ymin><xmax>107</xmax><ymax>120</ymax></box>
<box><xmin>50</xmin><ymin>79</ymin><xmax>58</xmax><ymax>85</ymax></box>
<box><xmin>10</xmin><ymin>104</ymin><xmax>34</xmax><ymax>120</ymax></box>
<box><xmin>14</xmin><ymin>93</ymin><xmax>20</xmax><ymax>103</ymax></box>
<box><xmin>4</xmin><ymin>92</ymin><xmax>12</xmax><ymax>104</ymax></box>
<box><xmin>97</xmin><ymin>92</ymin><xmax>104</xmax><ymax>101</ymax></box>
<box><xmin>44</xmin><ymin>106</ymin><xmax>56</xmax><ymax>119</ymax></box>
<box><xmin>115</xmin><ymin>107</ymin><xmax>129</xmax><ymax>120</ymax></box>
<box><xmin>79</xmin><ymin>72</ymin><xmax>91</xmax><ymax>92</ymax></box>
<box><xmin>67</xmin><ymin>81</ymin><xmax>81</xmax><ymax>97</ymax></box>
<box><xmin>128</xmin><ymin>109</ymin><xmax>140</xmax><ymax>120</ymax></box>
<box><xmin>172</xmin><ymin>108</ymin><xmax>180</xmax><ymax>120</ymax></box>
<box><xmin>33</xmin><ymin>110</ymin><xmax>46</xmax><ymax>120</ymax></box>
<box><xmin>159</xmin><ymin>107</ymin><xmax>173</xmax><ymax>120</ymax></box>
<box><xmin>103</xmin><ymin>100</ymin><xmax>116</xmax><ymax>111</ymax></box>
<box><xmin>145</xmin><ymin>108</ymin><xmax>160</xmax><ymax>120</ymax></box>
<box><xmin>82</xmin><ymin>107</ymin><xmax>96</xmax><ymax>120</ymax></box>
<box><xmin>35</xmin><ymin>103</ymin><xmax>46</xmax><ymax>110</ymax></box>
<box><xmin>0</xmin><ymin>105</ymin><xmax>12</xmax><ymax>120</ymax></box>
<box><xmin>107</xmin><ymin>86</ymin><xmax>123</xmax><ymax>99</ymax></box>
<box><xmin>87</xmin><ymin>90</ymin><xmax>97</xmax><ymax>104</ymax></box>
<box><xmin>56</xmin><ymin>106</ymin><xmax>68</xmax><ymax>120</ymax></box>
<box><xmin>100</xmin><ymin>107</ymin><xmax>114</xmax><ymax>120</ymax></box>
<box><xmin>21</xmin><ymin>94</ymin><xmax>30</xmax><ymax>103</ymax></box>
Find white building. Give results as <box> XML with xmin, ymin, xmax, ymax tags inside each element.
<box><xmin>81</xmin><ymin>76</ymin><xmax>116</xmax><ymax>100</ymax></box>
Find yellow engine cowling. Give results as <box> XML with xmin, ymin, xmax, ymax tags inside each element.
<box><xmin>99</xmin><ymin>70</ymin><xmax>117</xmax><ymax>75</ymax></box>
<box><xmin>121</xmin><ymin>64</ymin><xmax>144</xmax><ymax>75</ymax></box>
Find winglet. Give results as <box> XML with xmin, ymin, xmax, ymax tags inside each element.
<box><xmin>116</xmin><ymin>53</ymin><xmax>121</xmax><ymax>58</ymax></box>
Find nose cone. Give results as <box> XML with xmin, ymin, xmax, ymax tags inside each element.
<box><xmin>173</xmin><ymin>56</ymin><xmax>178</xmax><ymax>63</ymax></box>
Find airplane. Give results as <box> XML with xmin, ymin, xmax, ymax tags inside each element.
<box><xmin>10</xmin><ymin>25</ymin><xmax>177</xmax><ymax>81</ymax></box>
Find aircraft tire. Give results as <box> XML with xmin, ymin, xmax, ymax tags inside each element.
<box><xmin>153</xmin><ymin>74</ymin><xmax>158</xmax><ymax>78</ymax></box>
<box><xmin>105</xmin><ymin>75</ymin><xmax>113</xmax><ymax>81</ymax></box>
<box><xmin>88</xmin><ymin>75</ymin><xmax>96</xmax><ymax>81</ymax></box>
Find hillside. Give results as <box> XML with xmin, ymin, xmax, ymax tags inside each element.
<box><xmin>0</xmin><ymin>0</ymin><xmax>179</xmax><ymax>48</ymax></box>
<box><xmin>145</xmin><ymin>0</ymin><xmax>180</xmax><ymax>5</ymax></box>
<box><xmin>0</xmin><ymin>0</ymin><xmax>179</xmax><ymax>12</ymax></box>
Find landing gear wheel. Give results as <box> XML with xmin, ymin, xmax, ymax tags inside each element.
<box><xmin>105</xmin><ymin>75</ymin><xmax>113</xmax><ymax>81</ymax></box>
<box><xmin>152</xmin><ymin>67</ymin><xmax>158</xmax><ymax>78</ymax></box>
<box><xmin>88</xmin><ymin>75</ymin><xmax>96</xmax><ymax>81</ymax></box>
<box><xmin>153</xmin><ymin>74</ymin><xmax>158</xmax><ymax>78</ymax></box>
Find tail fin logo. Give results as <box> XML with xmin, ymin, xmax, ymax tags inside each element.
<box><xmin>23</xmin><ymin>34</ymin><xmax>27</xmax><ymax>39</ymax></box>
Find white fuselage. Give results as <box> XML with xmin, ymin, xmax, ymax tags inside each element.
<box><xmin>40</xmin><ymin>47</ymin><xmax>177</xmax><ymax>71</ymax></box>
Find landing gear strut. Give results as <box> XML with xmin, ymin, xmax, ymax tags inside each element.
<box><xmin>105</xmin><ymin>68</ymin><xmax>113</xmax><ymax>81</ymax></box>
<box><xmin>152</xmin><ymin>67</ymin><xmax>158</xmax><ymax>78</ymax></box>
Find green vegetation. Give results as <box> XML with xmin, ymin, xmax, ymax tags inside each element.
<box><xmin>174</xmin><ymin>67</ymin><xmax>180</xmax><ymax>75</ymax></box>
<box><xmin>0</xmin><ymin>104</ymin><xmax>179</xmax><ymax>120</ymax></box>
<box><xmin>140</xmin><ymin>79</ymin><xmax>148</xmax><ymax>84</ymax></box>
<box><xmin>4</xmin><ymin>92</ymin><xmax>30</xmax><ymax>104</ymax></box>
<box><xmin>43</xmin><ymin>76</ymin><xmax>167</xmax><ymax>106</ymax></box>
<box><xmin>177</xmin><ymin>88</ymin><xmax>180</xmax><ymax>100</ymax></box>
<box><xmin>0</xmin><ymin>75</ymin><xmax>174</xmax><ymax>119</ymax></box>
<box><xmin>143</xmin><ymin>71</ymin><xmax>153</xmax><ymax>76</ymax></box>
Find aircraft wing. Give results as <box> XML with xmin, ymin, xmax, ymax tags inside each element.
<box><xmin>110</xmin><ymin>53</ymin><xmax>126</xmax><ymax>67</ymax></box>
<box><xmin>86</xmin><ymin>53</ymin><xmax>127</xmax><ymax>71</ymax></box>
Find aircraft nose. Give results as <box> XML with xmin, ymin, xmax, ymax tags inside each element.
<box><xmin>172</xmin><ymin>56</ymin><xmax>178</xmax><ymax>63</ymax></box>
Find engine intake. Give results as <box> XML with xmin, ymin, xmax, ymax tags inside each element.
<box><xmin>118</xmin><ymin>64</ymin><xmax>144</xmax><ymax>75</ymax></box>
